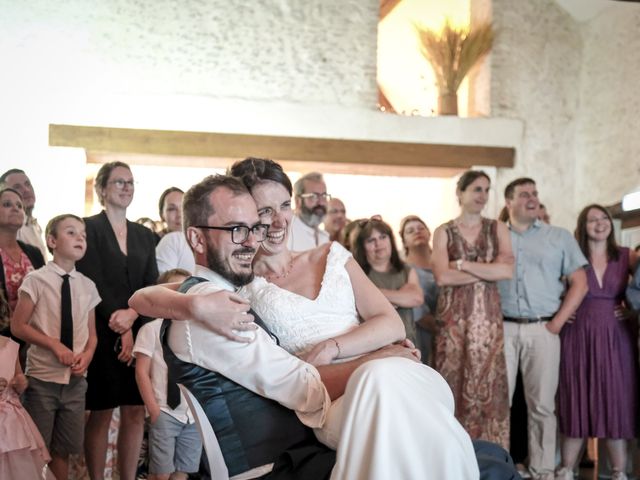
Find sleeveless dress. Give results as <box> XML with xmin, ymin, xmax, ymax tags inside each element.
<box><xmin>558</xmin><ymin>247</ymin><xmax>638</xmax><ymax>438</ymax></box>
<box><xmin>367</xmin><ymin>265</ymin><xmax>418</xmax><ymax>347</ymax></box>
<box><xmin>241</xmin><ymin>242</ymin><xmax>479</xmax><ymax>480</ymax></box>
<box><xmin>435</xmin><ymin>218</ymin><xmax>510</xmax><ymax>448</ymax></box>
<box><xmin>0</xmin><ymin>338</ymin><xmax>54</xmax><ymax>480</ymax></box>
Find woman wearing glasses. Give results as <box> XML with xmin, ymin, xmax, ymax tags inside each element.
<box><xmin>431</xmin><ymin>170</ymin><xmax>513</xmax><ymax>449</ymax></box>
<box><xmin>555</xmin><ymin>205</ymin><xmax>638</xmax><ymax>480</ymax></box>
<box><xmin>77</xmin><ymin>161</ymin><xmax>158</xmax><ymax>480</ymax></box>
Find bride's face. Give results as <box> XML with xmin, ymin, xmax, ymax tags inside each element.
<box><xmin>250</xmin><ymin>180</ymin><xmax>293</xmax><ymax>255</ymax></box>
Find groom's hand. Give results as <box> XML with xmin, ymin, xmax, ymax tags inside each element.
<box><xmin>191</xmin><ymin>291</ymin><xmax>258</xmax><ymax>343</ymax></box>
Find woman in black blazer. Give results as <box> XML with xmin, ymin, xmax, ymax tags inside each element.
<box><xmin>0</xmin><ymin>187</ymin><xmax>45</xmax><ymax>335</ymax></box>
<box><xmin>76</xmin><ymin>162</ymin><xmax>157</xmax><ymax>480</ymax></box>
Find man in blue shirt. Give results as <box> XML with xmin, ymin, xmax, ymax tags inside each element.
<box><xmin>498</xmin><ymin>178</ymin><xmax>588</xmax><ymax>480</ymax></box>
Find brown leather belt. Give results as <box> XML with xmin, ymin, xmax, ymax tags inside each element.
<box><xmin>503</xmin><ymin>316</ymin><xmax>552</xmax><ymax>324</ymax></box>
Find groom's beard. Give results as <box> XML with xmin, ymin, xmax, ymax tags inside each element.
<box><xmin>299</xmin><ymin>204</ymin><xmax>327</xmax><ymax>228</ymax></box>
<box><xmin>205</xmin><ymin>242</ymin><xmax>255</xmax><ymax>287</ymax></box>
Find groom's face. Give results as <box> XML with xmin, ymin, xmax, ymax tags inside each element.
<box><xmin>202</xmin><ymin>188</ymin><xmax>260</xmax><ymax>287</ymax></box>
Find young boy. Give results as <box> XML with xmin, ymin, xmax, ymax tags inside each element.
<box><xmin>133</xmin><ymin>268</ymin><xmax>202</xmax><ymax>480</ymax></box>
<box><xmin>11</xmin><ymin>214</ymin><xmax>100</xmax><ymax>480</ymax></box>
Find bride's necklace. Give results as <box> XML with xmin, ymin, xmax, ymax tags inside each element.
<box><xmin>264</xmin><ymin>255</ymin><xmax>295</xmax><ymax>281</ymax></box>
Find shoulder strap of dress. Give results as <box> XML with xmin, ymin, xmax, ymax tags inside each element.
<box><xmin>328</xmin><ymin>241</ymin><xmax>353</xmax><ymax>266</ymax></box>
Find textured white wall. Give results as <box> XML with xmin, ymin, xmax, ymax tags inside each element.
<box><xmin>574</xmin><ymin>4</ymin><xmax>640</xmax><ymax>212</ymax></box>
<box><xmin>490</xmin><ymin>0</ymin><xmax>582</xmax><ymax>229</ymax></box>
<box><xmin>0</xmin><ymin>0</ymin><xmax>378</xmax><ymax>106</ymax></box>
<box><xmin>490</xmin><ymin>0</ymin><xmax>640</xmax><ymax>230</ymax></box>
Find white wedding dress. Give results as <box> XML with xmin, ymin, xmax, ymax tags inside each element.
<box><xmin>241</xmin><ymin>242</ymin><xmax>479</xmax><ymax>480</ymax></box>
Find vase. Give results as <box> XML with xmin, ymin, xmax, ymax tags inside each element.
<box><xmin>437</xmin><ymin>92</ymin><xmax>458</xmax><ymax>116</ymax></box>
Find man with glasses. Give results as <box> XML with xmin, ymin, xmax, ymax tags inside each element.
<box><xmin>290</xmin><ymin>172</ymin><xmax>331</xmax><ymax>251</ymax></box>
<box><xmin>0</xmin><ymin>168</ymin><xmax>47</xmax><ymax>259</ymax></box>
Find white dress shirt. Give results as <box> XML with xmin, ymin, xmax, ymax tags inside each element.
<box><xmin>17</xmin><ymin>217</ymin><xmax>48</xmax><ymax>260</ymax></box>
<box><xmin>287</xmin><ymin>214</ymin><xmax>330</xmax><ymax>252</ymax></box>
<box><xmin>133</xmin><ymin>319</ymin><xmax>194</xmax><ymax>424</ymax></box>
<box><xmin>19</xmin><ymin>262</ymin><xmax>101</xmax><ymax>384</ymax></box>
<box><xmin>156</xmin><ymin>231</ymin><xmax>195</xmax><ymax>275</ymax></box>
<box><xmin>167</xmin><ymin>265</ymin><xmax>330</xmax><ymax>429</ymax></box>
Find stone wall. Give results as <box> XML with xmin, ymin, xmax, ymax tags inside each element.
<box><xmin>574</xmin><ymin>4</ymin><xmax>640</xmax><ymax>212</ymax></box>
<box><xmin>0</xmin><ymin>0</ymin><xmax>378</xmax><ymax>107</ymax></box>
<box><xmin>490</xmin><ymin>0</ymin><xmax>582</xmax><ymax>228</ymax></box>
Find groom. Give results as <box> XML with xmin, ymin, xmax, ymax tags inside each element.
<box><xmin>142</xmin><ymin>174</ymin><xmax>518</xmax><ymax>479</ymax></box>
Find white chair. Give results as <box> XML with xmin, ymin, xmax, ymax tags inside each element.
<box><xmin>178</xmin><ymin>384</ymin><xmax>229</xmax><ymax>480</ymax></box>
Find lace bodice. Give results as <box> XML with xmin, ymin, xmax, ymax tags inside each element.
<box><xmin>240</xmin><ymin>242</ymin><xmax>359</xmax><ymax>356</ymax></box>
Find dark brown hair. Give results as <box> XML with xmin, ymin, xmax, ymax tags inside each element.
<box><xmin>498</xmin><ymin>206</ymin><xmax>509</xmax><ymax>223</ymax></box>
<box><xmin>457</xmin><ymin>170</ymin><xmax>490</xmax><ymax>192</ymax></box>
<box><xmin>574</xmin><ymin>204</ymin><xmax>619</xmax><ymax>262</ymax></box>
<box><xmin>352</xmin><ymin>218</ymin><xmax>404</xmax><ymax>274</ymax></box>
<box><xmin>158</xmin><ymin>187</ymin><xmax>184</xmax><ymax>219</ymax></box>
<box><xmin>0</xmin><ymin>187</ymin><xmax>23</xmax><ymax>202</ymax></box>
<box><xmin>229</xmin><ymin>157</ymin><xmax>293</xmax><ymax>196</ymax></box>
<box><xmin>182</xmin><ymin>175</ymin><xmax>248</xmax><ymax>230</ymax></box>
<box><xmin>0</xmin><ymin>169</ymin><xmax>26</xmax><ymax>185</ymax></box>
<box><xmin>504</xmin><ymin>177</ymin><xmax>536</xmax><ymax>200</ymax></box>
<box><xmin>94</xmin><ymin>161</ymin><xmax>131</xmax><ymax>206</ymax></box>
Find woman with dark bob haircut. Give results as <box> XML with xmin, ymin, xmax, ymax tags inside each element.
<box><xmin>76</xmin><ymin>161</ymin><xmax>158</xmax><ymax>480</ymax></box>
<box><xmin>432</xmin><ymin>169</ymin><xmax>513</xmax><ymax>448</ymax></box>
<box><xmin>351</xmin><ymin>218</ymin><xmax>423</xmax><ymax>347</ymax></box>
<box><xmin>555</xmin><ymin>204</ymin><xmax>638</xmax><ymax>480</ymax></box>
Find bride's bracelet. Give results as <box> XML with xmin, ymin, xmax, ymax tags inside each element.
<box><xmin>329</xmin><ymin>337</ymin><xmax>341</xmax><ymax>359</ymax></box>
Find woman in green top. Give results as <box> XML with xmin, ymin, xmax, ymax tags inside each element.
<box><xmin>352</xmin><ymin>218</ymin><xmax>423</xmax><ymax>347</ymax></box>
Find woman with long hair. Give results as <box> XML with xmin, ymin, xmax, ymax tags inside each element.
<box><xmin>351</xmin><ymin>218</ymin><xmax>423</xmax><ymax>347</ymax></box>
<box><xmin>431</xmin><ymin>170</ymin><xmax>513</xmax><ymax>448</ymax></box>
<box><xmin>76</xmin><ymin>162</ymin><xmax>158</xmax><ymax>480</ymax></box>
<box><xmin>555</xmin><ymin>205</ymin><xmax>638</xmax><ymax>480</ymax></box>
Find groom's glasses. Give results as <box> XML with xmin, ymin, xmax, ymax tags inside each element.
<box><xmin>196</xmin><ymin>224</ymin><xmax>269</xmax><ymax>244</ymax></box>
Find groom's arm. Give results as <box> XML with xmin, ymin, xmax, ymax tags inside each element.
<box><xmin>129</xmin><ymin>283</ymin><xmax>256</xmax><ymax>342</ymax></box>
<box><xmin>317</xmin><ymin>343</ymin><xmax>420</xmax><ymax>400</ymax></box>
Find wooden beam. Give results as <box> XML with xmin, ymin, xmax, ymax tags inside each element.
<box><xmin>49</xmin><ymin>124</ymin><xmax>514</xmax><ymax>169</ymax></box>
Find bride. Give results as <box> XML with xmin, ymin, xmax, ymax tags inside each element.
<box><xmin>131</xmin><ymin>158</ymin><xmax>481</xmax><ymax>479</ymax></box>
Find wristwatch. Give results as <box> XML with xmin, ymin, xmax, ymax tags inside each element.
<box><xmin>456</xmin><ymin>259</ymin><xmax>463</xmax><ymax>271</ymax></box>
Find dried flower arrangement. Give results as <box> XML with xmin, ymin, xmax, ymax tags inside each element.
<box><xmin>415</xmin><ymin>20</ymin><xmax>494</xmax><ymax>115</ymax></box>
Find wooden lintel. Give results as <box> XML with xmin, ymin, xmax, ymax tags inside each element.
<box><xmin>49</xmin><ymin>124</ymin><xmax>515</xmax><ymax>169</ymax></box>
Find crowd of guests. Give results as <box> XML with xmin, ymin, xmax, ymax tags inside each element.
<box><xmin>0</xmin><ymin>163</ymin><xmax>638</xmax><ymax>480</ymax></box>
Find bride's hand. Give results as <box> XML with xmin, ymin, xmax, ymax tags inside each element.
<box><xmin>369</xmin><ymin>343</ymin><xmax>421</xmax><ymax>363</ymax></box>
<box><xmin>301</xmin><ymin>340</ymin><xmax>339</xmax><ymax>366</ymax></box>
<box><xmin>191</xmin><ymin>291</ymin><xmax>257</xmax><ymax>343</ymax></box>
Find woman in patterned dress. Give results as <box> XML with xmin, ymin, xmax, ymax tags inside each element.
<box><xmin>432</xmin><ymin>170</ymin><xmax>513</xmax><ymax>448</ymax></box>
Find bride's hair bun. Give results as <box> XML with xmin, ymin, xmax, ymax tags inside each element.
<box><xmin>229</xmin><ymin>157</ymin><xmax>293</xmax><ymax>196</ymax></box>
